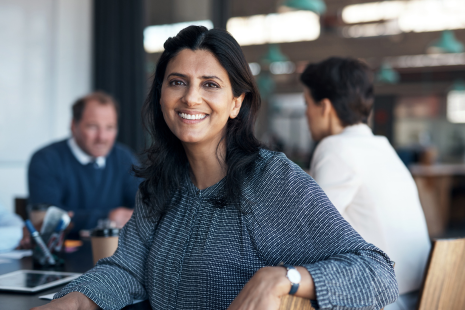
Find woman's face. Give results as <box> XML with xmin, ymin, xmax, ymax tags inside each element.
<box><xmin>160</xmin><ymin>49</ymin><xmax>244</xmax><ymax>146</ymax></box>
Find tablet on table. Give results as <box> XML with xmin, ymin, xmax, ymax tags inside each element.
<box><xmin>0</xmin><ymin>270</ymin><xmax>81</xmax><ymax>293</ymax></box>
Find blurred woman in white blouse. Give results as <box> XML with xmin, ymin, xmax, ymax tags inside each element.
<box><xmin>301</xmin><ymin>57</ymin><xmax>431</xmax><ymax>310</ymax></box>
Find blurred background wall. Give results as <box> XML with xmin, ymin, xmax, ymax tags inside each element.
<box><xmin>0</xmin><ymin>0</ymin><xmax>92</xmax><ymax>212</ymax></box>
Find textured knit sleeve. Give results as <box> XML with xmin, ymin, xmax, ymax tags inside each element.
<box><xmin>244</xmin><ymin>152</ymin><xmax>398</xmax><ymax>310</ymax></box>
<box><xmin>54</xmin><ymin>192</ymin><xmax>157</xmax><ymax>310</ymax></box>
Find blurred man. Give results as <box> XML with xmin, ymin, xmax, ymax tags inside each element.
<box><xmin>301</xmin><ymin>57</ymin><xmax>430</xmax><ymax>310</ymax></box>
<box><xmin>28</xmin><ymin>92</ymin><xmax>141</xmax><ymax>238</ymax></box>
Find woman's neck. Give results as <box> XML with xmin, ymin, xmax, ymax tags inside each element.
<box><xmin>328</xmin><ymin>112</ymin><xmax>345</xmax><ymax>136</ymax></box>
<box><xmin>182</xmin><ymin>137</ymin><xmax>227</xmax><ymax>190</ymax></box>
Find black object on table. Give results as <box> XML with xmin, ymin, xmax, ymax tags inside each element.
<box><xmin>0</xmin><ymin>240</ymin><xmax>151</xmax><ymax>309</ymax></box>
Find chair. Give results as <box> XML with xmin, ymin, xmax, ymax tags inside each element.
<box><xmin>417</xmin><ymin>237</ymin><xmax>465</xmax><ymax>310</ymax></box>
<box><xmin>279</xmin><ymin>295</ymin><xmax>385</xmax><ymax>310</ymax></box>
<box><xmin>15</xmin><ymin>197</ymin><xmax>28</xmax><ymax>221</ymax></box>
<box><xmin>278</xmin><ymin>295</ymin><xmax>314</xmax><ymax>310</ymax></box>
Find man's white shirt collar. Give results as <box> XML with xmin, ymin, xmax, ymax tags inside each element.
<box><xmin>67</xmin><ymin>138</ymin><xmax>106</xmax><ymax>168</ymax></box>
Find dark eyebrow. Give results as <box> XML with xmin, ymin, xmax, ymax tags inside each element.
<box><xmin>202</xmin><ymin>75</ymin><xmax>223</xmax><ymax>83</ymax></box>
<box><xmin>167</xmin><ymin>72</ymin><xmax>187</xmax><ymax>79</ymax></box>
<box><xmin>166</xmin><ymin>72</ymin><xmax>223</xmax><ymax>83</ymax></box>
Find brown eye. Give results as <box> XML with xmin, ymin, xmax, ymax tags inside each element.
<box><xmin>170</xmin><ymin>80</ymin><xmax>185</xmax><ymax>86</ymax></box>
<box><xmin>205</xmin><ymin>82</ymin><xmax>219</xmax><ymax>88</ymax></box>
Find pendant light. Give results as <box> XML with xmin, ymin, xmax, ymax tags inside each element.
<box><xmin>427</xmin><ymin>30</ymin><xmax>464</xmax><ymax>54</ymax></box>
<box><xmin>376</xmin><ymin>63</ymin><xmax>400</xmax><ymax>84</ymax></box>
<box><xmin>257</xmin><ymin>74</ymin><xmax>276</xmax><ymax>100</ymax></box>
<box><xmin>258</xmin><ymin>45</ymin><xmax>288</xmax><ymax>99</ymax></box>
<box><xmin>282</xmin><ymin>0</ymin><xmax>326</xmax><ymax>15</ymax></box>
<box><xmin>260</xmin><ymin>44</ymin><xmax>289</xmax><ymax>65</ymax></box>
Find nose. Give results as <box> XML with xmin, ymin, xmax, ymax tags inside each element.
<box><xmin>96</xmin><ymin>127</ymin><xmax>107</xmax><ymax>142</ymax></box>
<box><xmin>182</xmin><ymin>84</ymin><xmax>202</xmax><ymax>107</ymax></box>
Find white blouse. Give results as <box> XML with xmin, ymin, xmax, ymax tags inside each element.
<box><xmin>310</xmin><ymin>124</ymin><xmax>431</xmax><ymax>295</ymax></box>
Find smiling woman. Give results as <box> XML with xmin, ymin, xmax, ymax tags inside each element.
<box><xmin>138</xmin><ymin>26</ymin><xmax>261</xmax><ymax>213</ymax></box>
<box><xmin>158</xmin><ymin>48</ymin><xmax>248</xmax><ymax>190</ymax></box>
<box><xmin>36</xmin><ymin>26</ymin><xmax>399</xmax><ymax>310</ymax></box>
<box><xmin>161</xmin><ymin>49</ymin><xmax>242</xmax><ymax>152</ymax></box>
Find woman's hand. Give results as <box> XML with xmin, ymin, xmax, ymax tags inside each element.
<box><xmin>227</xmin><ymin>266</ymin><xmax>291</xmax><ymax>310</ymax></box>
<box><xmin>30</xmin><ymin>292</ymin><xmax>99</xmax><ymax>310</ymax></box>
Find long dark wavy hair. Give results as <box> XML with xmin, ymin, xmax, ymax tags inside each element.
<box><xmin>135</xmin><ymin>25</ymin><xmax>262</xmax><ymax>216</ymax></box>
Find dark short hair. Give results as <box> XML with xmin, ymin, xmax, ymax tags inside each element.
<box><xmin>72</xmin><ymin>91</ymin><xmax>119</xmax><ymax>122</ymax></box>
<box><xmin>300</xmin><ymin>57</ymin><xmax>374</xmax><ymax>126</ymax></box>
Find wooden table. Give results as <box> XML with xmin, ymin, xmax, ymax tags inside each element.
<box><xmin>410</xmin><ymin>164</ymin><xmax>465</xmax><ymax>237</ymax></box>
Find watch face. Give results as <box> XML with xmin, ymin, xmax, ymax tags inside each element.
<box><xmin>287</xmin><ymin>269</ymin><xmax>301</xmax><ymax>283</ymax></box>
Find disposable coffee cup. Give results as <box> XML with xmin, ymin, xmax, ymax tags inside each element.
<box><xmin>91</xmin><ymin>228</ymin><xmax>120</xmax><ymax>265</ymax></box>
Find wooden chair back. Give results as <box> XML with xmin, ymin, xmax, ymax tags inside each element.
<box><xmin>15</xmin><ymin>197</ymin><xmax>28</xmax><ymax>220</ymax></box>
<box><xmin>278</xmin><ymin>295</ymin><xmax>314</xmax><ymax>310</ymax></box>
<box><xmin>417</xmin><ymin>237</ymin><xmax>465</xmax><ymax>310</ymax></box>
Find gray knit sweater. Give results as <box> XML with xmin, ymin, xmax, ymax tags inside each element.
<box><xmin>55</xmin><ymin>149</ymin><xmax>398</xmax><ymax>309</ymax></box>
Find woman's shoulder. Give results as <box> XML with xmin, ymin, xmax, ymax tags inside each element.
<box><xmin>253</xmin><ymin>148</ymin><xmax>311</xmax><ymax>181</ymax></box>
<box><xmin>255</xmin><ymin>148</ymin><xmax>295</xmax><ymax>171</ymax></box>
<box><xmin>245</xmin><ymin>148</ymin><xmax>317</xmax><ymax>199</ymax></box>
<box><xmin>314</xmin><ymin>134</ymin><xmax>349</xmax><ymax>156</ymax></box>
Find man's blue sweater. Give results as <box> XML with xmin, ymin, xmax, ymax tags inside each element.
<box><xmin>28</xmin><ymin>139</ymin><xmax>141</xmax><ymax>238</ymax></box>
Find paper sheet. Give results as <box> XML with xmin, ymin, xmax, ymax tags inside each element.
<box><xmin>39</xmin><ymin>293</ymin><xmax>145</xmax><ymax>304</ymax></box>
<box><xmin>0</xmin><ymin>249</ymin><xmax>32</xmax><ymax>259</ymax></box>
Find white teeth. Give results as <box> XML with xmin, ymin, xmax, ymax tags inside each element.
<box><xmin>178</xmin><ymin>112</ymin><xmax>207</xmax><ymax>120</ymax></box>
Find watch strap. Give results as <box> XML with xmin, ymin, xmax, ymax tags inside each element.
<box><xmin>283</xmin><ymin>264</ymin><xmax>300</xmax><ymax>295</ymax></box>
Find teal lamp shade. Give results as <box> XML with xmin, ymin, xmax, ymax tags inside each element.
<box><xmin>428</xmin><ymin>30</ymin><xmax>464</xmax><ymax>54</ymax></box>
<box><xmin>376</xmin><ymin>63</ymin><xmax>400</xmax><ymax>84</ymax></box>
<box><xmin>283</xmin><ymin>0</ymin><xmax>326</xmax><ymax>15</ymax></box>
<box><xmin>257</xmin><ymin>74</ymin><xmax>276</xmax><ymax>100</ymax></box>
<box><xmin>260</xmin><ymin>44</ymin><xmax>289</xmax><ymax>65</ymax></box>
<box><xmin>451</xmin><ymin>79</ymin><xmax>465</xmax><ymax>91</ymax></box>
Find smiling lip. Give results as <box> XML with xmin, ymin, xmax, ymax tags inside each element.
<box><xmin>176</xmin><ymin>111</ymin><xmax>209</xmax><ymax>124</ymax></box>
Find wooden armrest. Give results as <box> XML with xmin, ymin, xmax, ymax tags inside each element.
<box><xmin>278</xmin><ymin>295</ymin><xmax>384</xmax><ymax>310</ymax></box>
<box><xmin>278</xmin><ymin>295</ymin><xmax>314</xmax><ymax>310</ymax></box>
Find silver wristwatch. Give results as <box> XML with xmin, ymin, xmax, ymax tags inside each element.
<box><xmin>282</xmin><ymin>265</ymin><xmax>301</xmax><ymax>295</ymax></box>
